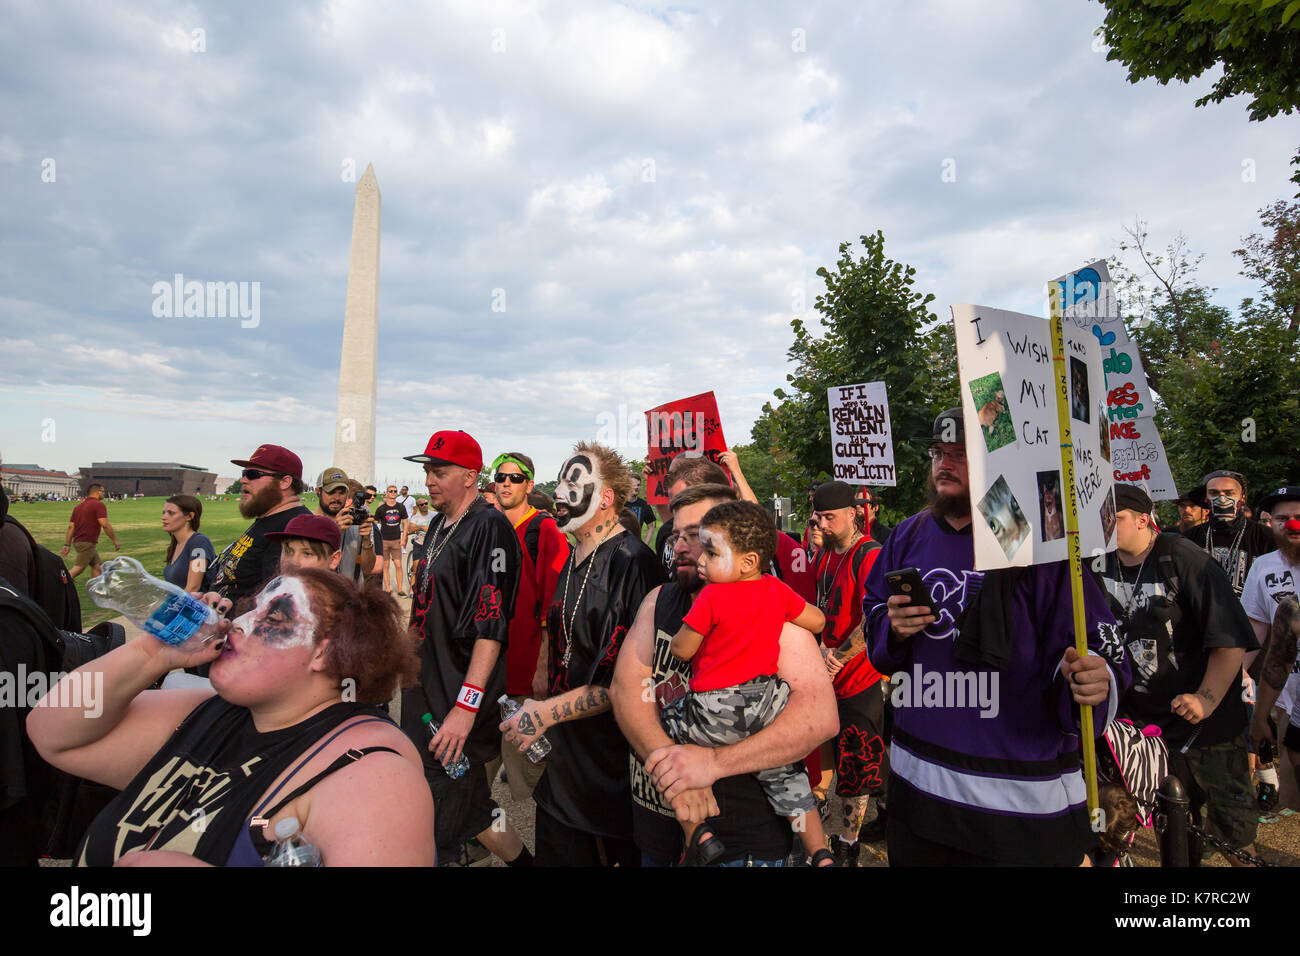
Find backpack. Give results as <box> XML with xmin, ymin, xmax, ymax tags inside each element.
<box><xmin>521</xmin><ymin>510</ymin><xmax>556</xmax><ymax>621</ymax></box>
<box><xmin>4</xmin><ymin>515</ymin><xmax>82</xmax><ymax>633</ymax></box>
<box><xmin>0</xmin><ymin>582</ymin><xmax>124</xmax><ymax>860</ymax></box>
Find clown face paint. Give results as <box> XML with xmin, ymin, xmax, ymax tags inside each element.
<box><xmin>554</xmin><ymin>453</ymin><xmax>603</xmax><ymax>530</ymax></box>
<box><xmin>697</xmin><ymin>526</ymin><xmax>738</xmax><ymax>583</ymax></box>
<box><xmin>230</xmin><ymin>576</ymin><xmax>318</xmax><ymax>649</ymax></box>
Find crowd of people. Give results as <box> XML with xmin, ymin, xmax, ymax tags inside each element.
<box><xmin>3</xmin><ymin>415</ymin><xmax>1299</xmax><ymax>869</ymax></box>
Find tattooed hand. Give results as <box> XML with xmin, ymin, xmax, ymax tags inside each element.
<box><xmin>499</xmin><ymin>698</ymin><xmax>546</xmax><ymax>754</ymax></box>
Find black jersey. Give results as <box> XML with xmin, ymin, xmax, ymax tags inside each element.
<box><xmin>533</xmin><ymin>531</ymin><xmax>664</xmax><ymax>839</ymax></box>
<box><xmin>408</xmin><ymin>497</ymin><xmax>520</xmax><ymax>762</ymax></box>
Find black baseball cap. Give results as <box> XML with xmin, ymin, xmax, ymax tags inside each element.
<box><xmin>1259</xmin><ymin>486</ymin><xmax>1300</xmax><ymax>514</ymax></box>
<box><xmin>913</xmin><ymin>407</ymin><xmax>964</xmax><ymax>444</ymax></box>
<box><xmin>813</xmin><ymin>481</ymin><xmax>857</xmax><ymax>511</ymax></box>
<box><xmin>1113</xmin><ymin>483</ymin><xmax>1153</xmax><ymax>515</ymax></box>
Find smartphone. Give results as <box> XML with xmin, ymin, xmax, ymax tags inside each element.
<box><xmin>885</xmin><ymin>567</ymin><xmax>937</xmax><ymax>617</ymax></box>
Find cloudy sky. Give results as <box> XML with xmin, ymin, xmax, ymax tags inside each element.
<box><xmin>1</xmin><ymin>0</ymin><xmax>1295</xmax><ymax>490</ymax></box>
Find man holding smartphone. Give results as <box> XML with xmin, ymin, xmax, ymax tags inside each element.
<box><xmin>862</xmin><ymin>408</ymin><xmax>1128</xmax><ymax>866</ymax></box>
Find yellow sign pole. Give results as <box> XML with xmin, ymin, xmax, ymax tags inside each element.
<box><xmin>1049</xmin><ymin>287</ymin><xmax>1099</xmax><ymax>819</ymax></box>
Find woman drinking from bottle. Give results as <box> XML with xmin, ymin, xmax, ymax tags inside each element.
<box><xmin>26</xmin><ymin>568</ymin><xmax>435</xmax><ymax>866</ymax></box>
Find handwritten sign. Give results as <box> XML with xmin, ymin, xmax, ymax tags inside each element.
<box><xmin>643</xmin><ymin>391</ymin><xmax>727</xmax><ymax>505</ymax></box>
<box><xmin>953</xmin><ymin>303</ymin><xmax>1114</xmax><ymax>571</ymax></box>
<box><xmin>827</xmin><ymin>381</ymin><xmax>896</xmax><ymax>485</ymax></box>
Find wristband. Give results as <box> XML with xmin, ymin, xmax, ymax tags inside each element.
<box><xmin>455</xmin><ymin>682</ymin><xmax>485</xmax><ymax>713</ymax></box>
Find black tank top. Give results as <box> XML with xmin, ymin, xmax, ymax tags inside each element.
<box><xmin>77</xmin><ymin>697</ymin><xmax>392</xmax><ymax>866</ymax></box>
<box><xmin>629</xmin><ymin>583</ymin><xmax>792</xmax><ymax>863</ymax></box>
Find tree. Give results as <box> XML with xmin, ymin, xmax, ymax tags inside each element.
<box><xmin>756</xmin><ymin>231</ymin><xmax>957</xmax><ymax>526</ymax></box>
<box><xmin>1110</xmin><ymin>216</ymin><xmax>1300</xmax><ymax>498</ymax></box>
<box><xmin>225</xmin><ymin>481</ymin><xmax>241</xmax><ymax>494</ymax></box>
<box><xmin>1096</xmin><ymin>0</ymin><xmax>1300</xmax><ymax>191</ymax></box>
<box><xmin>1235</xmin><ymin>199</ymin><xmax>1300</xmax><ymax>330</ymax></box>
<box><xmin>1096</xmin><ymin>0</ymin><xmax>1300</xmax><ymax>122</ymax></box>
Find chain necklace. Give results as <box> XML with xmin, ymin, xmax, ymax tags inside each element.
<box><xmin>559</xmin><ymin>522</ymin><xmax>620</xmax><ymax>671</ymax></box>
<box><xmin>417</xmin><ymin>496</ymin><xmax>476</xmax><ymax>595</ymax></box>
<box><xmin>1119</xmin><ymin>530</ymin><xmax>1156</xmax><ymax>619</ymax></box>
<box><xmin>1203</xmin><ymin>516</ymin><xmax>1248</xmax><ymax>593</ymax></box>
<box><xmin>816</xmin><ymin>531</ymin><xmax>864</xmax><ymax>614</ymax></box>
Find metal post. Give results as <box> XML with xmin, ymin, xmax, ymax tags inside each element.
<box><xmin>1156</xmin><ymin>774</ymin><xmax>1189</xmax><ymax>867</ymax></box>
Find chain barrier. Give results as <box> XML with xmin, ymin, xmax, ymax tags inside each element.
<box><xmin>1187</xmin><ymin>823</ymin><xmax>1278</xmax><ymax>868</ymax></box>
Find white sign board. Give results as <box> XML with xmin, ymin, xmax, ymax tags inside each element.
<box><xmin>827</xmin><ymin>381</ymin><xmax>896</xmax><ymax>485</ymax></box>
<box><xmin>1052</xmin><ymin>260</ymin><xmax>1176</xmax><ymax>501</ymax></box>
<box><xmin>952</xmin><ymin>304</ymin><xmax>1116</xmax><ymax>571</ymax></box>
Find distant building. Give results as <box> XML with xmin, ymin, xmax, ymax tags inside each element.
<box><xmin>1</xmin><ymin>465</ymin><xmax>81</xmax><ymax>498</ymax></box>
<box><xmin>78</xmin><ymin>462</ymin><xmax>217</xmax><ymax>497</ymax></box>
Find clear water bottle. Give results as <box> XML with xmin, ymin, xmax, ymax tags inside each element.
<box><xmin>264</xmin><ymin>817</ymin><xmax>322</xmax><ymax>867</ymax></box>
<box><xmin>87</xmin><ymin>555</ymin><xmax>221</xmax><ymax>650</ymax></box>
<box><xmin>499</xmin><ymin>695</ymin><xmax>551</xmax><ymax>763</ymax></box>
<box><xmin>421</xmin><ymin>712</ymin><xmax>470</xmax><ymax>779</ymax></box>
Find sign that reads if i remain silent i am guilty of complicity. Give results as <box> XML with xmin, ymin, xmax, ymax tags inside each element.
<box><xmin>826</xmin><ymin>381</ymin><xmax>897</xmax><ymax>486</ymax></box>
<box><xmin>952</xmin><ymin>303</ymin><xmax>1116</xmax><ymax>572</ymax></box>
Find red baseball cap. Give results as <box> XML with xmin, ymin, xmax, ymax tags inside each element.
<box><xmin>404</xmin><ymin>430</ymin><xmax>483</xmax><ymax>472</ymax></box>
<box><xmin>230</xmin><ymin>444</ymin><xmax>303</xmax><ymax>480</ymax></box>
<box><xmin>265</xmin><ymin>514</ymin><xmax>342</xmax><ymax>552</ymax></box>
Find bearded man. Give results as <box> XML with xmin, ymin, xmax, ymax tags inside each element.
<box><xmin>209</xmin><ymin>444</ymin><xmax>311</xmax><ymax>613</ymax></box>
<box><xmin>862</xmin><ymin>408</ymin><xmax>1128</xmax><ymax>865</ymax></box>
<box><xmin>499</xmin><ymin>441</ymin><xmax>665</xmax><ymax>866</ymax></box>
<box><xmin>1183</xmin><ymin>470</ymin><xmax>1275</xmax><ymax>597</ymax></box>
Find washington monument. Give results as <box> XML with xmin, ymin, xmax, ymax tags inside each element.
<box><xmin>333</xmin><ymin>163</ymin><xmax>380</xmax><ymax>486</ymax></box>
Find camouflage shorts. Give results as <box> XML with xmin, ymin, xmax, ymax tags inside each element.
<box><xmin>662</xmin><ymin>675</ymin><xmax>815</xmax><ymax>818</ymax></box>
<box><xmin>1182</xmin><ymin>733</ymin><xmax>1258</xmax><ymax>852</ymax></box>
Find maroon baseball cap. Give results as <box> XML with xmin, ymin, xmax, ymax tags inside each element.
<box><xmin>230</xmin><ymin>444</ymin><xmax>303</xmax><ymax>480</ymax></box>
<box><xmin>404</xmin><ymin>430</ymin><xmax>483</xmax><ymax>472</ymax></box>
<box><xmin>265</xmin><ymin>514</ymin><xmax>342</xmax><ymax>552</ymax></box>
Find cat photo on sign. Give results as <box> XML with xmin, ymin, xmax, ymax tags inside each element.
<box><xmin>1069</xmin><ymin>356</ymin><xmax>1090</xmax><ymax>423</ymax></box>
<box><xmin>978</xmin><ymin>474</ymin><xmax>1031</xmax><ymax>560</ymax></box>
<box><xmin>1099</xmin><ymin>488</ymin><xmax>1117</xmax><ymax>543</ymax></box>
<box><xmin>969</xmin><ymin>371</ymin><xmax>1015</xmax><ymax>453</ymax></box>
<box><xmin>1037</xmin><ymin>470</ymin><xmax>1065</xmax><ymax>542</ymax></box>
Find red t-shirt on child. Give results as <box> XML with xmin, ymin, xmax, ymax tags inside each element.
<box><xmin>682</xmin><ymin>576</ymin><xmax>807</xmax><ymax>693</ymax></box>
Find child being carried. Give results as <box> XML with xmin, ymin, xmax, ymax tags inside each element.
<box><xmin>667</xmin><ymin>500</ymin><xmax>831</xmax><ymax>866</ymax></box>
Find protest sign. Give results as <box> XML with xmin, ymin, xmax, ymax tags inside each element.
<box><xmin>953</xmin><ymin>303</ymin><xmax>1115</xmax><ymax>571</ymax></box>
<box><xmin>827</xmin><ymin>381</ymin><xmax>896</xmax><ymax>485</ymax></box>
<box><xmin>643</xmin><ymin>391</ymin><xmax>727</xmax><ymax>505</ymax></box>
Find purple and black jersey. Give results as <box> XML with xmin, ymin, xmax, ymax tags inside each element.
<box><xmin>863</xmin><ymin>511</ymin><xmax>1129</xmax><ymax>865</ymax></box>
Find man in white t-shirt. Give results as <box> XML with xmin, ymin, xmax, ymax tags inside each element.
<box><xmin>1242</xmin><ymin>486</ymin><xmax>1300</xmax><ymax>796</ymax></box>
<box><xmin>397</xmin><ymin>485</ymin><xmax>418</xmax><ymax>518</ymax></box>
<box><xmin>403</xmin><ymin>497</ymin><xmax>435</xmax><ymax>590</ymax></box>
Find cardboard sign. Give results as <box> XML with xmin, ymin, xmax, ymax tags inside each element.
<box><xmin>953</xmin><ymin>304</ymin><xmax>1115</xmax><ymax>571</ymax></box>
<box><xmin>1053</xmin><ymin>259</ymin><xmax>1121</xmax><ymax>333</ymax></box>
<box><xmin>827</xmin><ymin>381</ymin><xmax>897</xmax><ymax>485</ymax></box>
<box><xmin>643</xmin><ymin>391</ymin><xmax>727</xmax><ymax>505</ymax></box>
<box><xmin>1109</xmin><ymin>417</ymin><xmax>1178</xmax><ymax>501</ymax></box>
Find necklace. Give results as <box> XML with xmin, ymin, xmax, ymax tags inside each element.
<box><xmin>817</xmin><ymin>532</ymin><xmax>864</xmax><ymax>615</ymax></box>
<box><xmin>1119</xmin><ymin>530</ymin><xmax>1156</xmax><ymax>618</ymax></box>
<box><xmin>417</xmin><ymin>497</ymin><xmax>476</xmax><ymax>594</ymax></box>
<box><xmin>559</xmin><ymin>523</ymin><xmax>620</xmax><ymax>671</ymax></box>
<box><xmin>1203</xmin><ymin>517</ymin><xmax>1248</xmax><ymax>594</ymax></box>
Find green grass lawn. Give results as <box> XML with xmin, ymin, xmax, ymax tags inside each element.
<box><xmin>8</xmin><ymin>494</ymin><xmax>320</xmax><ymax>630</ymax></box>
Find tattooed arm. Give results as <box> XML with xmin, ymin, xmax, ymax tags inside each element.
<box><xmin>499</xmin><ymin>684</ymin><xmax>612</xmax><ymax>753</ymax></box>
<box><xmin>1252</xmin><ymin>604</ymin><xmax>1300</xmax><ymax>753</ymax></box>
<box><xmin>1171</xmin><ymin>647</ymin><xmax>1244</xmax><ymax>725</ymax></box>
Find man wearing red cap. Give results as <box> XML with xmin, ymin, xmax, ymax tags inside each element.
<box><xmin>402</xmin><ymin>429</ymin><xmax>526</xmax><ymax>866</ymax></box>
<box><xmin>209</xmin><ymin>444</ymin><xmax>311</xmax><ymax>613</ymax></box>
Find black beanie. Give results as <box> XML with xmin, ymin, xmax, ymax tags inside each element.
<box><xmin>813</xmin><ymin>481</ymin><xmax>857</xmax><ymax>511</ymax></box>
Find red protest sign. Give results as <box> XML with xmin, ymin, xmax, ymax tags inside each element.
<box><xmin>643</xmin><ymin>391</ymin><xmax>728</xmax><ymax>504</ymax></box>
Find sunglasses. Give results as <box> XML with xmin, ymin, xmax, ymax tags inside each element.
<box><xmin>242</xmin><ymin>468</ymin><xmax>280</xmax><ymax>481</ymax></box>
<box><xmin>494</xmin><ymin>472</ymin><xmax>529</xmax><ymax>485</ymax></box>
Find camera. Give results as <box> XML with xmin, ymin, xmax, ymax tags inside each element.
<box><xmin>348</xmin><ymin>490</ymin><xmax>370</xmax><ymax>525</ymax></box>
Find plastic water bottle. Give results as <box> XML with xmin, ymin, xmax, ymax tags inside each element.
<box><xmin>1256</xmin><ymin>741</ymin><xmax>1281</xmax><ymax>812</ymax></box>
<box><xmin>421</xmin><ymin>712</ymin><xmax>470</xmax><ymax>779</ymax></box>
<box><xmin>87</xmin><ymin>555</ymin><xmax>221</xmax><ymax>650</ymax></box>
<box><xmin>499</xmin><ymin>695</ymin><xmax>551</xmax><ymax>763</ymax></box>
<box><xmin>264</xmin><ymin>817</ymin><xmax>322</xmax><ymax>867</ymax></box>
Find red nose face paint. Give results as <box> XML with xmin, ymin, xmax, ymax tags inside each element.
<box><xmin>1286</xmin><ymin>519</ymin><xmax>1300</xmax><ymax>533</ymax></box>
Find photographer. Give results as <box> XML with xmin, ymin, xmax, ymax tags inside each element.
<box><xmin>314</xmin><ymin>467</ymin><xmax>380</xmax><ymax>585</ymax></box>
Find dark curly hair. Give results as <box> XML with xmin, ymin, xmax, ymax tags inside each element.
<box><xmin>281</xmin><ymin>567</ymin><xmax>419</xmax><ymax>704</ymax></box>
<box><xmin>700</xmin><ymin>500</ymin><xmax>777</xmax><ymax>569</ymax></box>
